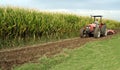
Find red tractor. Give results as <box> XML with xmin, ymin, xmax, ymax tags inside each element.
<box><xmin>80</xmin><ymin>15</ymin><xmax>107</xmax><ymax>38</ymax></box>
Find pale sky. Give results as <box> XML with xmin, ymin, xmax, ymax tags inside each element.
<box><xmin>0</xmin><ymin>0</ymin><xmax>120</xmax><ymax>21</ymax></box>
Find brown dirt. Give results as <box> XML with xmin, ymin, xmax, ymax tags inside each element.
<box><xmin>0</xmin><ymin>34</ymin><xmax>116</xmax><ymax>70</ymax></box>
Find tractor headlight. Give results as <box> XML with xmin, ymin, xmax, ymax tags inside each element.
<box><xmin>86</xmin><ymin>26</ymin><xmax>90</xmax><ymax>29</ymax></box>
<box><xmin>86</xmin><ymin>26</ymin><xmax>90</xmax><ymax>32</ymax></box>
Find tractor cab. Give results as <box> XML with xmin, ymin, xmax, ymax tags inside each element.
<box><xmin>90</xmin><ymin>15</ymin><xmax>105</xmax><ymax>28</ymax></box>
<box><xmin>91</xmin><ymin>15</ymin><xmax>103</xmax><ymax>23</ymax></box>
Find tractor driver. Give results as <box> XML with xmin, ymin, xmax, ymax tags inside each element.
<box><xmin>94</xmin><ymin>19</ymin><xmax>99</xmax><ymax>25</ymax></box>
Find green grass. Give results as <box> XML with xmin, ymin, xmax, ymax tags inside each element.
<box><xmin>13</xmin><ymin>34</ymin><xmax>120</xmax><ymax>70</ymax></box>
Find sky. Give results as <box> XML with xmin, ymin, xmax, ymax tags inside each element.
<box><xmin>0</xmin><ymin>0</ymin><xmax>120</xmax><ymax>21</ymax></box>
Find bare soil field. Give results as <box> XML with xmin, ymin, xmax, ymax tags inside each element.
<box><xmin>0</xmin><ymin>33</ymin><xmax>117</xmax><ymax>70</ymax></box>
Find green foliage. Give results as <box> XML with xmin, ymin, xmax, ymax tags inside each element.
<box><xmin>0</xmin><ymin>7</ymin><xmax>86</xmax><ymax>48</ymax></box>
<box><xmin>0</xmin><ymin>7</ymin><xmax>120</xmax><ymax>49</ymax></box>
<box><xmin>103</xmin><ymin>19</ymin><xmax>120</xmax><ymax>29</ymax></box>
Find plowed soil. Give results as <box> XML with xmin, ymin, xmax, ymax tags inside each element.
<box><xmin>0</xmin><ymin>34</ymin><xmax>117</xmax><ymax>70</ymax></box>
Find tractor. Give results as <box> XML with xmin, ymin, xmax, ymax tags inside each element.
<box><xmin>80</xmin><ymin>15</ymin><xmax>107</xmax><ymax>38</ymax></box>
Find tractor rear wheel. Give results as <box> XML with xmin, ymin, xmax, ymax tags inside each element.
<box><xmin>101</xmin><ymin>25</ymin><xmax>107</xmax><ymax>36</ymax></box>
<box><xmin>94</xmin><ymin>27</ymin><xmax>101</xmax><ymax>38</ymax></box>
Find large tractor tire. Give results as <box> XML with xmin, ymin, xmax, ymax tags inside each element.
<box><xmin>80</xmin><ymin>28</ymin><xmax>86</xmax><ymax>38</ymax></box>
<box><xmin>101</xmin><ymin>25</ymin><xmax>107</xmax><ymax>36</ymax></box>
<box><xmin>94</xmin><ymin>27</ymin><xmax>101</xmax><ymax>38</ymax></box>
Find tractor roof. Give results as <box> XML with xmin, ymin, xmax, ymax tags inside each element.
<box><xmin>91</xmin><ymin>15</ymin><xmax>103</xmax><ymax>17</ymax></box>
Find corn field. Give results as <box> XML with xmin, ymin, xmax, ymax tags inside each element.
<box><xmin>0</xmin><ymin>7</ymin><xmax>120</xmax><ymax>49</ymax></box>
